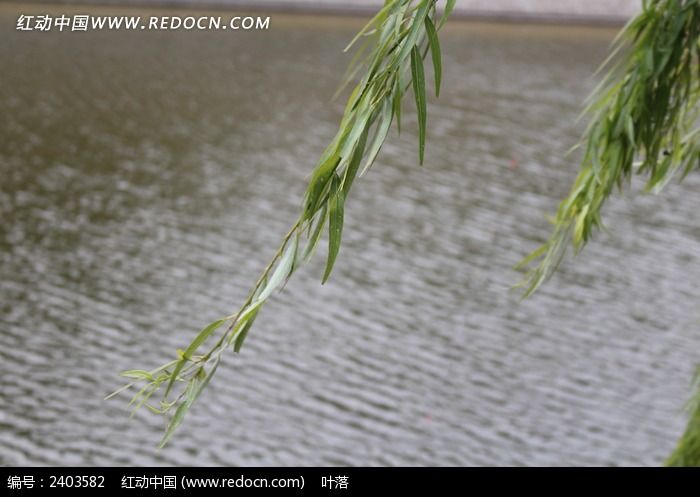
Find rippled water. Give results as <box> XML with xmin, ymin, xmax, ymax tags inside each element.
<box><xmin>2</xmin><ymin>5</ymin><xmax>700</xmax><ymax>466</ymax></box>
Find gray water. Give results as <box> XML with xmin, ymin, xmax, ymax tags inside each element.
<box><xmin>2</xmin><ymin>6</ymin><xmax>700</xmax><ymax>466</ymax></box>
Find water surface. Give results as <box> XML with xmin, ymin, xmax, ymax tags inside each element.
<box><xmin>2</xmin><ymin>5</ymin><xmax>700</xmax><ymax>466</ymax></box>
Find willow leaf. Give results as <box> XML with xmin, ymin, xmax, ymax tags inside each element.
<box><xmin>411</xmin><ymin>45</ymin><xmax>427</xmax><ymax>164</ymax></box>
<box><xmin>233</xmin><ymin>308</ymin><xmax>260</xmax><ymax>353</ymax></box>
<box><xmin>393</xmin><ymin>74</ymin><xmax>403</xmax><ymax>134</ymax></box>
<box><xmin>183</xmin><ymin>319</ymin><xmax>225</xmax><ymax>359</ymax></box>
<box><xmin>438</xmin><ymin>0</ymin><xmax>456</xmax><ymax>30</ymax></box>
<box><xmin>361</xmin><ymin>99</ymin><xmax>394</xmax><ymax>176</ymax></box>
<box><xmin>159</xmin><ymin>379</ymin><xmax>198</xmax><ymax>449</ymax></box>
<box><xmin>424</xmin><ymin>16</ymin><xmax>442</xmax><ymax>97</ymax></box>
<box><xmin>192</xmin><ymin>360</ymin><xmax>219</xmax><ymax>403</ymax></box>
<box><xmin>163</xmin><ymin>319</ymin><xmax>224</xmax><ymax>399</ymax></box>
<box><xmin>397</xmin><ymin>1</ymin><xmax>429</xmax><ymax>64</ymax></box>
<box><xmin>322</xmin><ymin>174</ymin><xmax>345</xmax><ymax>284</ymax></box>
<box><xmin>342</xmin><ymin>124</ymin><xmax>370</xmax><ymax>197</ymax></box>
<box><xmin>304</xmin><ymin>155</ymin><xmax>341</xmax><ymax>220</ymax></box>
<box><xmin>303</xmin><ymin>204</ymin><xmax>328</xmax><ymax>262</ymax></box>
<box><xmin>258</xmin><ymin>234</ymin><xmax>298</xmax><ymax>302</ymax></box>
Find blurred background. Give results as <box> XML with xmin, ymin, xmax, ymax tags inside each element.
<box><xmin>2</xmin><ymin>1</ymin><xmax>700</xmax><ymax>466</ymax></box>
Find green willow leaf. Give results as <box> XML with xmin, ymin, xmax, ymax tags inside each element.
<box><xmin>183</xmin><ymin>319</ymin><xmax>226</xmax><ymax>359</ymax></box>
<box><xmin>303</xmin><ymin>204</ymin><xmax>328</xmax><ymax>262</ymax></box>
<box><xmin>304</xmin><ymin>154</ymin><xmax>340</xmax><ymax>220</ymax></box>
<box><xmin>159</xmin><ymin>378</ymin><xmax>198</xmax><ymax>449</ymax></box>
<box><xmin>343</xmin><ymin>0</ymin><xmax>393</xmax><ymax>52</ymax></box>
<box><xmin>342</xmin><ymin>124</ymin><xmax>370</xmax><ymax>197</ymax></box>
<box><xmin>322</xmin><ymin>174</ymin><xmax>345</xmax><ymax>284</ymax></box>
<box><xmin>438</xmin><ymin>0</ymin><xmax>456</xmax><ymax>30</ymax></box>
<box><xmin>192</xmin><ymin>359</ymin><xmax>219</xmax><ymax>404</ymax></box>
<box><xmin>233</xmin><ymin>307</ymin><xmax>260</xmax><ymax>353</ymax></box>
<box><xmin>129</xmin><ymin>382</ymin><xmax>158</xmax><ymax>414</ymax></box>
<box><xmin>227</xmin><ymin>276</ymin><xmax>268</xmax><ymax>350</ymax></box>
<box><xmin>411</xmin><ymin>45</ymin><xmax>427</xmax><ymax>164</ymax></box>
<box><xmin>397</xmin><ymin>1</ymin><xmax>429</xmax><ymax>64</ymax></box>
<box><xmin>257</xmin><ymin>234</ymin><xmax>298</xmax><ymax>302</ymax></box>
<box><xmin>361</xmin><ymin>99</ymin><xmax>393</xmax><ymax>176</ymax></box>
<box><xmin>424</xmin><ymin>16</ymin><xmax>442</xmax><ymax>97</ymax></box>
<box><xmin>393</xmin><ymin>74</ymin><xmax>403</xmax><ymax>134</ymax></box>
<box><xmin>120</xmin><ymin>370</ymin><xmax>154</xmax><ymax>381</ymax></box>
<box><xmin>235</xmin><ymin>299</ymin><xmax>264</xmax><ymax>331</ymax></box>
<box><xmin>163</xmin><ymin>319</ymin><xmax>225</xmax><ymax>399</ymax></box>
<box><xmin>106</xmin><ymin>359</ymin><xmax>179</xmax><ymax>401</ymax></box>
<box><xmin>339</xmin><ymin>111</ymin><xmax>371</xmax><ymax>162</ymax></box>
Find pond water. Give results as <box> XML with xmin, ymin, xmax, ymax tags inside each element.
<box><xmin>2</xmin><ymin>5</ymin><xmax>700</xmax><ymax>466</ymax></box>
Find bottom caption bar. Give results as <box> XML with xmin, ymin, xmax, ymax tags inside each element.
<box><xmin>1</xmin><ymin>467</ymin><xmax>697</xmax><ymax>494</ymax></box>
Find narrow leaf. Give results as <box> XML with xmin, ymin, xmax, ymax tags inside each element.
<box><xmin>257</xmin><ymin>234</ymin><xmax>298</xmax><ymax>302</ymax></box>
<box><xmin>192</xmin><ymin>360</ymin><xmax>219</xmax><ymax>404</ymax></box>
<box><xmin>339</xmin><ymin>111</ymin><xmax>371</xmax><ymax>162</ymax></box>
<box><xmin>438</xmin><ymin>0</ymin><xmax>456</xmax><ymax>30</ymax></box>
<box><xmin>159</xmin><ymin>379</ymin><xmax>198</xmax><ymax>449</ymax></box>
<box><xmin>304</xmin><ymin>154</ymin><xmax>340</xmax><ymax>220</ymax></box>
<box><xmin>303</xmin><ymin>204</ymin><xmax>328</xmax><ymax>262</ymax></box>
<box><xmin>163</xmin><ymin>319</ymin><xmax>225</xmax><ymax>399</ymax></box>
<box><xmin>411</xmin><ymin>45</ymin><xmax>427</xmax><ymax>164</ymax></box>
<box><xmin>322</xmin><ymin>175</ymin><xmax>345</xmax><ymax>284</ymax></box>
<box><xmin>233</xmin><ymin>307</ymin><xmax>260</xmax><ymax>353</ymax></box>
<box><xmin>342</xmin><ymin>124</ymin><xmax>370</xmax><ymax>196</ymax></box>
<box><xmin>393</xmin><ymin>74</ymin><xmax>402</xmax><ymax>134</ymax></box>
<box><xmin>361</xmin><ymin>99</ymin><xmax>393</xmax><ymax>176</ymax></box>
<box><xmin>106</xmin><ymin>359</ymin><xmax>179</xmax><ymax>401</ymax></box>
<box><xmin>424</xmin><ymin>16</ymin><xmax>442</xmax><ymax>97</ymax></box>
<box><xmin>120</xmin><ymin>370</ymin><xmax>154</xmax><ymax>381</ymax></box>
<box><xmin>397</xmin><ymin>2</ymin><xmax>429</xmax><ymax>64</ymax></box>
<box><xmin>343</xmin><ymin>1</ymin><xmax>392</xmax><ymax>52</ymax></box>
<box><xmin>183</xmin><ymin>319</ymin><xmax>225</xmax><ymax>359</ymax></box>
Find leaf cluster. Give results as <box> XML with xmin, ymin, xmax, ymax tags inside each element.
<box><xmin>518</xmin><ymin>0</ymin><xmax>700</xmax><ymax>296</ymax></box>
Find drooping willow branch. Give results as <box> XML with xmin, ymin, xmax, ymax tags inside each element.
<box><xmin>516</xmin><ymin>0</ymin><xmax>700</xmax><ymax>465</ymax></box>
<box><xmin>517</xmin><ymin>0</ymin><xmax>700</xmax><ymax>296</ymax></box>
<box><xmin>108</xmin><ymin>0</ymin><xmax>455</xmax><ymax>447</ymax></box>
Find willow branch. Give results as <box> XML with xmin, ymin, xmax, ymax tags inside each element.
<box><xmin>517</xmin><ymin>0</ymin><xmax>700</xmax><ymax>297</ymax></box>
<box><xmin>109</xmin><ymin>0</ymin><xmax>455</xmax><ymax>447</ymax></box>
